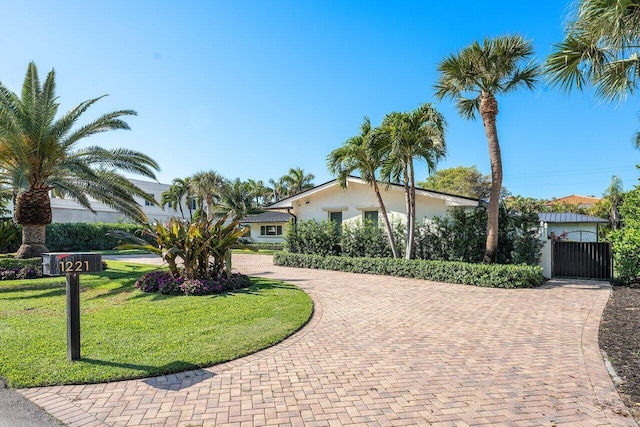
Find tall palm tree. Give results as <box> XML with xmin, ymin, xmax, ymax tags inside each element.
<box><xmin>327</xmin><ymin>117</ymin><xmax>400</xmax><ymax>258</ymax></box>
<box><xmin>376</xmin><ymin>103</ymin><xmax>447</xmax><ymax>259</ymax></box>
<box><xmin>246</xmin><ymin>179</ymin><xmax>271</xmax><ymax>206</ymax></box>
<box><xmin>435</xmin><ymin>35</ymin><xmax>539</xmax><ymax>263</ymax></box>
<box><xmin>546</xmin><ymin>0</ymin><xmax>640</xmax><ymax>102</ymax></box>
<box><xmin>190</xmin><ymin>170</ymin><xmax>224</xmax><ymax>219</ymax></box>
<box><xmin>215</xmin><ymin>178</ymin><xmax>262</xmax><ymax>220</ymax></box>
<box><xmin>281</xmin><ymin>167</ymin><xmax>315</xmax><ymax>197</ymax></box>
<box><xmin>0</xmin><ymin>62</ymin><xmax>159</xmax><ymax>258</ymax></box>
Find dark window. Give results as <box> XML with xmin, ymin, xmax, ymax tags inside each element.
<box><xmin>364</xmin><ymin>210</ymin><xmax>378</xmax><ymax>226</ymax></box>
<box><xmin>260</xmin><ymin>225</ymin><xmax>282</xmax><ymax>236</ymax></box>
<box><xmin>145</xmin><ymin>194</ymin><xmax>155</xmax><ymax>206</ymax></box>
<box><xmin>329</xmin><ymin>211</ymin><xmax>343</xmax><ymax>226</ymax></box>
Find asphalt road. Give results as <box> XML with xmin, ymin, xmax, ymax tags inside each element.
<box><xmin>0</xmin><ymin>380</ymin><xmax>62</xmax><ymax>427</ymax></box>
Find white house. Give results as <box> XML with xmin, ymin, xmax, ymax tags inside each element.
<box><xmin>6</xmin><ymin>179</ymin><xmax>180</xmax><ymax>224</ymax></box>
<box><xmin>244</xmin><ymin>176</ymin><xmax>479</xmax><ymax>243</ymax></box>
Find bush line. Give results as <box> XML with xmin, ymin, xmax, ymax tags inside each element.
<box><xmin>273</xmin><ymin>252</ymin><xmax>545</xmax><ymax>288</ymax></box>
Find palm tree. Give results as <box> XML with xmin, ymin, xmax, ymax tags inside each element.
<box><xmin>268</xmin><ymin>177</ymin><xmax>286</xmax><ymax>203</ymax></box>
<box><xmin>604</xmin><ymin>175</ymin><xmax>624</xmax><ymax>230</ymax></box>
<box><xmin>190</xmin><ymin>171</ymin><xmax>224</xmax><ymax>219</ymax></box>
<box><xmin>161</xmin><ymin>177</ymin><xmax>194</xmax><ymax>219</ymax></box>
<box><xmin>435</xmin><ymin>35</ymin><xmax>539</xmax><ymax>263</ymax></box>
<box><xmin>546</xmin><ymin>0</ymin><xmax>640</xmax><ymax>102</ymax></box>
<box><xmin>215</xmin><ymin>178</ymin><xmax>262</xmax><ymax>220</ymax></box>
<box><xmin>327</xmin><ymin>117</ymin><xmax>400</xmax><ymax>258</ymax></box>
<box><xmin>376</xmin><ymin>103</ymin><xmax>447</xmax><ymax>259</ymax></box>
<box><xmin>246</xmin><ymin>179</ymin><xmax>271</xmax><ymax>206</ymax></box>
<box><xmin>281</xmin><ymin>167</ymin><xmax>315</xmax><ymax>197</ymax></box>
<box><xmin>0</xmin><ymin>62</ymin><xmax>159</xmax><ymax>258</ymax></box>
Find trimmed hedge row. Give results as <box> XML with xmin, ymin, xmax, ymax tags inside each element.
<box><xmin>46</xmin><ymin>223</ymin><xmax>150</xmax><ymax>251</ymax></box>
<box><xmin>273</xmin><ymin>252</ymin><xmax>545</xmax><ymax>289</ymax></box>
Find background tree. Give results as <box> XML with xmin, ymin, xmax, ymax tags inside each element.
<box><xmin>418</xmin><ymin>165</ymin><xmax>492</xmax><ymax>199</ymax></box>
<box><xmin>215</xmin><ymin>178</ymin><xmax>262</xmax><ymax>220</ymax></box>
<box><xmin>327</xmin><ymin>116</ymin><xmax>400</xmax><ymax>258</ymax></box>
<box><xmin>0</xmin><ymin>62</ymin><xmax>159</xmax><ymax>258</ymax></box>
<box><xmin>281</xmin><ymin>167</ymin><xmax>315</xmax><ymax>197</ymax></box>
<box><xmin>190</xmin><ymin>170</ymin><xmax>224</xmax><ymax>219</ymax></box>
<box><xmin>546</xmin><ymin>0</ymin><xmax>640</xmax><ymax>102</ymax></box>
<box><xmin>268</xmin><ymin>177</ymin><xmax>286</xmax><ymax>204</ymax></box>
<box><xmin>160</xmin><ymin>178</ymin><xmax>193</xmax><ymax>220</ymax></box>
<box><xmin>611</xmin><ymin>181</ymin><xmax>640</xmax><ymax>284</ymax></box>
<box><xmin>246</xmin><ymin>179</ymin><xmax>271</xmax><ymax>207</ymax></box>
<box><xmin>377</xmin><ymin>103</ymin><xmax>447</xmax><ymax>259</ymax></box>
<box><xmin>435</xmin><ymin>35</ymin><xmax>539</xmax><ymax>263</ymax></box>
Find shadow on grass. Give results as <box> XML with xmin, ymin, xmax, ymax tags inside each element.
<box><xmin>125</xmin><ymin>277</ymin><xmax>302</xmax><ymax>301</ymax></box>
<box><xmin>0</xmin><ymin>282</ymin><xmax>65</xmax><ymax>297</ymax></box>
<box><xmin>81</xmin><ymin>357</ymin><xmax>213</xmax><ymax>390</ymax></box>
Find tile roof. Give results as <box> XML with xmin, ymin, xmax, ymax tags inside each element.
<box><xmin>545</xmin><ymin>195</ymin><xmax>602</xmax><ymax>206</ymax></box>
<box><xmin>538</xmin><ymin>212</ymin><xmax>608</xmax><ymax>223</ymax></box>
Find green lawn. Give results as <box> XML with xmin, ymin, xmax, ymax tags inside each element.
<box><xmin>0</xmin><ymin>260</ymin><xmax>313</xmax><ymax>388</ymax></box>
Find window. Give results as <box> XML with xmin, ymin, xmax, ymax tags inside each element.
<box><xmin>260</xmin><ymin>225</ymin><xmax>282</xmax><ymax>236</ymax></box>
<box><xmin>145</xmin><ymin>194</ymin><xmax>155</xmax><ymax>206</ymax></box>
<box><xmin>329</xmin><ymin>211</ymin><xmax>343</xmax><ymax>226</ymax></box>
<box><xmin>187</xmin><ymin>199</ymin><xmax>197</xmax><ymax>210</ymax></box>
<box><xmin>364</xmin><ymin>210</ymin><xmax>378</xmax><ymax>226</ymax></box>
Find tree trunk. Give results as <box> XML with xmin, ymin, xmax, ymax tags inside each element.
<box><xmin>480</xmin><ymin>92</ymin><xmax>502</xmax><ymax>264</ymax></box>
<box><xmin>403</xmin><ymin>168</ymin><xmax>412</xmax><ymax>260</ymax></box>
<box><xmin>14</xmin><ymin>187</ymin><xmax>52</xmax><ymax>258</ymax></box>
<box><xmin>408</xmin><ymin>159</ymin><xmax>417</xmax><ymax>260</ymax></box>
<box><xmin>372</xmin><ymin>180</ymin><xmax>399</xmax><ymax>259</ymax></box>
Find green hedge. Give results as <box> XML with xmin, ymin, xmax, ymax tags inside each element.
<box><xmin>45</xmin><ymin>223</ymin><xmax>149</xmax><ymax>251</ymax></box>
<box><xmin>273</xmin><ymin>252</ymin><xmax>545</xmax><ymax>289</ymax></box>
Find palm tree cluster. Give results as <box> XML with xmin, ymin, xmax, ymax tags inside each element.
<box><xmin>327</xmin><ymin>103</ymin><xmax>447</xmax><ymax>260</ymax></box>
<box><xmin>0</xmin><ymin>62</ymin><xmax>160</xmax><ymax>258</ymax></box>
<box><xmin>160</xmin><ymin>167</ymin><xmax>315</xmax><ymax>221</ymax></box>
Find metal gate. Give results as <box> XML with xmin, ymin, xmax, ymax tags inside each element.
<box><xmin>552</xmin><ymin>241</ymin><xmax>612</xmax><ymax>279</ymax></box>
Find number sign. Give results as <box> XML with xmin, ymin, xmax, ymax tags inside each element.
<box><xmin>42</xmin><ymin>253</ymin><xmax>103</xmax><ymax>276</ymax></box>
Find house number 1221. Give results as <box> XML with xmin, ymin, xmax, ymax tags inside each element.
<box><xmin>59</xmin><ymin>260</ymin><xmax>90</xmax><ymax>273</ymax></box>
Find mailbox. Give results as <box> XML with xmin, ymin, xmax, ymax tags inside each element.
<box><xmin>42</xmin><ymin>253</ymin><xmax>103</xmax><ymax>276</ymax></box>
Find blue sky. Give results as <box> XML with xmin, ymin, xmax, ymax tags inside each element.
<box><xmin>3</xmin><ymin>1</ymin><xmax>639</xmax><ymax>200</ymax></box>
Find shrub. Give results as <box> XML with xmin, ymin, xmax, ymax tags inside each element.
<box><xmin>612</xmin><ymin>186</ymin><xmax>640</xmax><ymax>284</ymax></box>
<box><xmin>0</xmin><ymin>220</ymin><xmax>20</xmax><ymax>254</ymax></box>
<box><xmin>135</xmin><ymin>270</ymin><xmax>251</xmax><ymax>296</ymax></box>
<box><xmin>0</xmin><ymin>267</ymin><xmax>41</xmax><ymax>280</ymax></box>
<box><xmin>341</xmin><ymin>220</ymin><xmax>392</xmax><ymax>258</ymax></box>
<box><xmin>109</xmin><ymin>216</ymin><xmax>245</xmax><ymax>281</ymax></box>
<box><xmin>273</xmin><ymin>252</ymin><xmax>545</xmax><ymax>289</ymax></box>
<box><xmin>285</xmin><ymin>219</ymin><xmax>341</xmax><ymax>256</ymax></box>
<box><xmin>45</xmin><ymin>223</ymin><xmax>149</xmax><ymax>251</ymax></box>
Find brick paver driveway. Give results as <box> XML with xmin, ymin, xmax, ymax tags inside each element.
<box><xmin>19</xmin><ymin>254</ymin><xmax>636</xmax><ymax>426</ymax></box>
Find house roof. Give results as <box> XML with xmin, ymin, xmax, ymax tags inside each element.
<box><xmin>266</xmin><ymin>176</ymin><xmax>480</xmax><ymax>209</ymax></box>
<box><xmin>545</xmin><ymin>195</ymin><xmax>602</xmax><ymax>206</ymax></box>
<box><xmin>538</xmin><ymin>212</ymin><xmax>608</xmax><ymax>224</ymax></box>
<box><xmin>240</xmin><ymin>211</ymin><xmax>294</xmax><ymax>223</ymax></box>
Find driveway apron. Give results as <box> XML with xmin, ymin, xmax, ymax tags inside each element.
<box><xmin>18</xmin><ymin>254</ymin><xmax>636</xmax><ymax>426</ymax></box>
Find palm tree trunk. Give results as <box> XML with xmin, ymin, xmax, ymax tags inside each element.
<box><xmin>480</xmin><ymin>93</ymin><xmax>502</xmax><ymax>264</ymax></box>
<box><xmin>14</xmin><ymin>187</ymin><xmax>52</xmax><ymax>258</ymax></box>
<box><xmin>403</xmin><ymin>170</ymin><xmax>412</xmax><ymax>260</ymax></box>
<box><xmin>409</xmin><ymin>160</ymin><xmax>417</xmax><ymax>260</ymax></box>
<box><xmin>372</xmin><ymin>180</ymin><xmax>399</xmax><ymax>258</ymax></box>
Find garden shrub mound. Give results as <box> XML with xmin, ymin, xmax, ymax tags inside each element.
<box><xmin>0</xmin><ymin>256</ymin><xmax>42</xmax><ymax>280</ymax></box>
<box><xmin>136</xmin><ymin>270</ymin><xmax>252</xmax><ymax>296</ymax></box>
<box><xmin>274</xmin><ymin>252</ymin><xmax>545</xmax><ymax>288</ymax></box>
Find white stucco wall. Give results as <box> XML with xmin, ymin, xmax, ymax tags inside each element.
<box><xmin>539</xmin><ymin>239</ymin><xmax>552</xmax><ymax>279</ymax></box>
<box><xmin>284</xmin><ymin>180</ymin><xmax>466</xmax><ymax>226</ymax></box>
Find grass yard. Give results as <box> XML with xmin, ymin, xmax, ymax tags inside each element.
<box><xmin>0</xmin><ymin>260</ymin><xmax>313</xmax><ymax>388</ymax></box>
